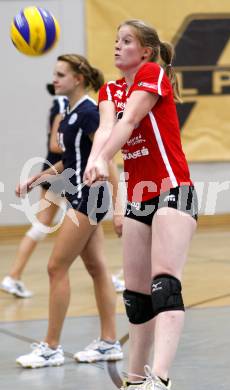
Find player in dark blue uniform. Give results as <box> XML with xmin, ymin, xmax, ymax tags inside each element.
<box><xmin>0</xmin><ymin>85</ymin><xmax>67</xmax><ymax>298</ymax></box>
<box><xmin>41</xmin><ymin>84</ymin><xmax>68</xmax><ymax>179</ymax></box>
<box><xmin>16</xmin><ymin>54</ymin><xmax>123</xmax><ymax>367</ymax></box>
<box><xmin>58</xmin><ymin>94</ymin><xmax>110</xmax><ymax>222</ymax></box>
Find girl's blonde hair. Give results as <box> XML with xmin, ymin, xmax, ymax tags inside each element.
<box><xmin>119</xmin><ymin>20</ymin><xmax>182</xmax><ymax>103</ymax></box>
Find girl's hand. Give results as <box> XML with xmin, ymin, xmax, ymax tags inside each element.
<box><xmin>83</xmin><ymin>159</ymin><xmax>95</xmax><ymax>184</ymax></box>
<box><xmin>113</xmin><ymin>214</ymin><xmax>123</xmax><ymax>237</ymax></box>
<box><xmin>84</xmin><ymin>157</ymin><xmax>109</xmax><ymax>185</ymax></box>
<box><xmin>15</xmin><ymin>175</ymin><xmax>39</xmax><ymax>198</ymax></box>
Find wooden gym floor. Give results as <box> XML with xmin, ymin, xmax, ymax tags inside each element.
<box><xmin>0</xmin><ymin>225</ymin><xmax>230</xmax><ymax>389</ymax></box>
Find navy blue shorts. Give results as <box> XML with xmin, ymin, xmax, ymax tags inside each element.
<box><xmin>41</xmin><ymin>152</ymin><xmax>62</xmax><ymax>191</ymax></box>
<box><xmin>125</xmin><ymin>185</ymin><xmax>198</xmax><ymax>226</ymax></box>
<box><xmin>66</xmin><ymin>182</ymin><xmax>110</xmax><ymax>224</ymax></box>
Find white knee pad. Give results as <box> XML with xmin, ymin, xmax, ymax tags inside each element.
<box><xmin>26</xmin><ymin>223</ymin><xmax>47</xmax><ymax>241</ymax></box>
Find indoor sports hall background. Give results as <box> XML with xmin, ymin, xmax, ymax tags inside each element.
<box><xmin>0</xmin><ymin>3</ymin><xmax>229</xmax><ymax>390</ymax></box>
<box><xmin>86</xmin><ymin>0</ymin><xmax>230</xmax><ymax>162</ymax></box>
<box><xmin>0</xmin><ymin>0</ymin><xmax>230</xmax><ymax>227</ymax></box>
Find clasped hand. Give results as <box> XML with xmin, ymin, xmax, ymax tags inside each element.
<box><xmin>84</xmin><ymin>157</ymin><xmax>109</xmax><ymax>185</ymax></box>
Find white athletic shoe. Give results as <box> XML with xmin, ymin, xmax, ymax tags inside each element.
<box><xmin>121</xmin><ymin>366</ymin><xmax>172</xmax><ymax>389</ymax></box>
<box><xmin>16</xmin><ymin>342</ymin><xmax>64</xmax><ymax>368</ymax></box>
<box><xmin>74</xmin><ymin>338</ymin><xmax>123</xmax><ymax>363</ymax></box>
<box><xmin>0</xmin><ymin>276</ymin><xmax>33</xmax><ymax>298</ymax></box>
<box><xmin>112</xmin><ymin>274</ymin><xmax>125</xmax><ymax>293</ymax></box>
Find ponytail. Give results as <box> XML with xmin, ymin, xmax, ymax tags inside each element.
<box><xmin>88</xmin><ymin>66</ymin><xmax>104</xmax><ymax>92</ymax></box>
<box><xmin>160</xmin><ymin>41</ymin><xmax>182</xmax><ymax>103</ymax></box>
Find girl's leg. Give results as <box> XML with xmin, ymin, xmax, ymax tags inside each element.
<box><xmin>81</xmin><ymin>225</ymin><xmax>117</xmax><ymax>341</ymax></box>
<box><xmin>9</xmin><ymin>189</ymin><xmax>61</xmax><ymax>279</ymax></box>
<box><xmin>45</xmin><ymin>209</ymin><xmax>96</xmax><ymax>348</ymax></box>
<box><xmin>151</xmin><ymin>208</ymin><xmax>197</xmax><ymax>380</ymax></box>
<box><xmin>9</xmin><ymin>237</ymin><xmax>37</xmax><ymax>280</ymax></box>
<box><xmin>122</xmin><ymin>218</ymin><xmax>155</xmax><ymax>379</ymax></box>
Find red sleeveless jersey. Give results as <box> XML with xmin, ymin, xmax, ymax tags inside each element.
<box><xmin>99</xmin><ymin>62</ymin><xmax>192</xmax><ymax>202</ymax></box>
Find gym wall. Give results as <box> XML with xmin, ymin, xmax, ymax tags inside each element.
<box><xmin>0</xmin><ymin>0</ymin><xmax>230</xmax><ymax>226</ymax></box>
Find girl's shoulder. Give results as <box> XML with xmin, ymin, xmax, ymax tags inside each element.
<box><xmin>99</xmin><ymin>78</ymin><xmax>127</xmax><ymax>102</ymax></box>
<box><xmin>102</xmin><ymin>77</ymin><xmax>126</xmax><ymax>90</ymax></box>
<box><xmin>136</xmin><ymin>62</ymin><xmax>161</xmax><ymax>78</ymax></box>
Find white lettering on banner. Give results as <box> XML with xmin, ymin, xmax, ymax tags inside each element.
<box><xmin>122</xmin><ymin>147</ymin><xmax>149</xmax><ymax>160</ymax></box>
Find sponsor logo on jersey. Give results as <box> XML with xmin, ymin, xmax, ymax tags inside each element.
<box><xmin>138</xmin><ymin>82</ymin><xmax>158</xmax><ymax>90</ymax></box>
<box><xmin>127</xmin><ymin>133</ymin><xmax>145</xmax><ymax>146</ymax></box>
<box><xmin>114</xmin><ymin>89</ymin><xmax>124</xmax><ymax>99</ymax></box>
<box><xmin>122</xmin><ymin>146</ymin><xmax>149</xmax><ymax>160</ymax></box>
<box><xmin>68</xmin><ymin>113</ymin><xmax>78</xmax><ymax>125</ymax></box>
<box><xmin>116</xmin><ymin>101</ymin><xmax>126</xmax><ymax>110</ymax></box>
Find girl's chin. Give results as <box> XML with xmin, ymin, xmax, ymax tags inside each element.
<box><xmin>55</xmin><ymin>89</ymin><xmax>63</xmax><ymax>95</ymax></box>
<box><xmin>115</xmin><ymin>61</ymin><xmax>125</xmax><ymax>70</ymax></box>
<box><xmin>115</xmin><ymin>58</ymin><xmax>122</xmax><ymax>65</ymax></box>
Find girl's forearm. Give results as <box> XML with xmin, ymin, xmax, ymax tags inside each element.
<box><xmin>101</xmin><ymin>119</ymin><xmax>134</xmax><ymax>161</ymax></box>
<box><xmin>42</xmin><ymin>160</ymin><xmax>64</xmax><ymax>175</ymax></box>
<box><xmin>88</xmin><ymin>128</ymin><xmax>111</xmax><ymax>163</ymax></box>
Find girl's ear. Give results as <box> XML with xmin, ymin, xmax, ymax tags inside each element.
<box><xmin>142</xmin><ymin>46</ymin><xmax>153</xmax><ymax>60</ymax></box>
<box><xmin>74</xmin><ymin>73</ymin><xmax>84</xmax><ymax>86</ymax></box>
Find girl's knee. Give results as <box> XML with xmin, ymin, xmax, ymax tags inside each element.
<box><xmin>47</xmin><ymin>256</ymin><xmax>65</xmax><ymax>278</ymax></box>
<box><xmin>84</xmin><ymin>257</ymin><xmax>105</xmax><ymax>278</ymax></box>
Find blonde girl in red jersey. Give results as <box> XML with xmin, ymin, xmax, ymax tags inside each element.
<box><xmin>84</xmin><ymin>20</ymin><xmax>198</xmax><ymax>390</ymax></box>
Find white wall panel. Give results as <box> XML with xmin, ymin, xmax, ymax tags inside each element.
<box><xmin>0</xmin><ymin>0</ymin><xmax>85</xmax><ymax>224</ymax></box>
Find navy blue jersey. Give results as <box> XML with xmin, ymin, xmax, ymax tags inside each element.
<box><xmin>41</xmin><ymin>96</ymin><xmax>68</xmax><ymax>191</ymax></box>
<box><xmin>58</xmin><ymin>95</ymin><xmax>99</xmax><ymax>195</ymax></box>
<box><xmin>45</xmin><ymin>96</ymin><xmax>68</xmax><ymax>165</ymax></box>
<box><xmin>49</xmin><ymin>96</ymin><xmax>68</xmax><ymax>130</ymax></box>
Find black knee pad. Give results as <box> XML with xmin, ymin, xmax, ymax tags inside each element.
<box><xmin>123</xmin><ymin>289</ymin><xmax>154</xmax><ymax>324</ymax></box>
<box><xmin>151</xmin><ymin>274</ymin><xmax>184</xmax><ymax>317</ymax></box>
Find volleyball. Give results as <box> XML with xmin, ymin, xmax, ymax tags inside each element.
<box><xmin>10</xmin><ymin>6</ymin><xmax>60</xmax><ymax>56</ymax></box>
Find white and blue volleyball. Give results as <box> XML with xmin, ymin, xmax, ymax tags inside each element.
<box><xmin>10</xmin><ymin>6</ymin><xmax>60</xmax><ymax>56</ymax></box>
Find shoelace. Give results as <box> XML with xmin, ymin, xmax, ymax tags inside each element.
<box><xmin>122</xmin><ymin>365</ymin><xmax>159</xmax><ymax>389</ymax></box>
<box><xmin>85</xmin><ymin>339</ymin><xmax>100</xmax><ymax>350</ymax></box>
<box><xmin>85</xmin><ymin>338</ymin><xmax>118</xmax><ymax>351</ymax></box>
<box><xmin>31</xmin><ymin>342</ymin><xmax>58</xmax><ymax>355</ymax></box>
<box><xmin>30</xmin><ymin>342</ymin><xmax>63</xmax><ymax>359</ymax></box>
<box><xmin>30</xmin><ymin>342</ymin><xmax>47</xmax><ymax>354</ymax></box>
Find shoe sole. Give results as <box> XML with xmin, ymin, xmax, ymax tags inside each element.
<box><xmin>16</xmin><ymin>360</ymin><xmax>64</xmax><ymax>368</ymax></box>
<box><xmin>0</xmin><ymin>286</ymin><xmax>33</xmax><ymax>299</ymax></box>
<box><xmin>0</xmin><ymin>286</ymin><xmax>17</xmax><ymax>295</ymax></box>
<box><xmin>75</xmin><ymin>353</ymin><xmax>123</xmax><ymax>363</ymax></box>
<box><xmin>13</xmin><ymin>292</ymin><xmax>33</xmax><ymax>299</ymax></box>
